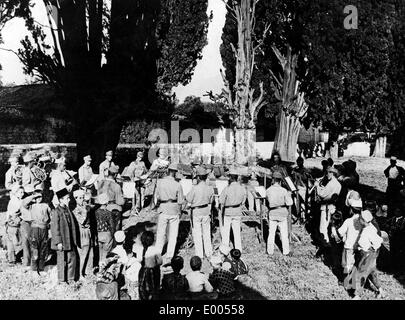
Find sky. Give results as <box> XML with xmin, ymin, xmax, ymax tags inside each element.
<box><xmin>0</xmin><ymin>0</ymin><xmax>226</xmax><ymax>103</ymax></box>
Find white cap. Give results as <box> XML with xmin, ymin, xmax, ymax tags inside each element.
<box><xmin>210</xmin><ymin>255</ymin><xmax>222</xmax><ymax>267</ymax></box>
<box><xmin>23</xmin><ymin>154</ymin><xmax>34</xmax><ymax>163</ymax></box>
<box><xmin>114</xmin><ymin>231</ymin><xmax>125</xmax><ymax>243</ymax></box>
<box><xmin>219</xmin><ymin>244</ymin><xmax>231</xmax><ymax>256</ymax></box>
<box><xmin>55</xmin><ymin>157</ymin><xmax>66</xmax><ymax>164</ymax></box>
<box><xmin>391</xmin><ymin>156</ymin><xmax>397</xmax><ymax>161</ymax></box>
<box><xmin>73</xmin><ymin>189</ymin><xmax>85</xmax><ymax>198</ymax></box>
<box><xmin>361</xmin><ymin>210</ymin><xmax>373</xmax><ymax>223</ymax></box>
<box><xmin>8</xmin><ymin>156</ymin><xmax>18</xmax><ymax>163</ymax></box>
<box><xmin>349</xmin><ymin>199</ymin><xmax>363</xmax><ymax>208</ymax></box>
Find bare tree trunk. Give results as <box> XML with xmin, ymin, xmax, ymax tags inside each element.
<box><xmin>234</xmin><ymin>128</ymin><xmax>256</xmax><ymax>165</ymax></box>
<box><xmin>271</xmin><ymin>46</ymin><xmax>308</xmax><ymax>163</ymax></box>
<box><xmin>273</xmin><ymin>113</ymin><xmax>301</xmax><ymax>162</ymax></box>
<box><xmin>210</xmin><ymin>0</ymin><xmax>268</xmax><ymax>165</ymax></box>
<box><xmin>373</xmin><ymin>136</ymin><xmax>387</xmax><ymax>158</ymax></box>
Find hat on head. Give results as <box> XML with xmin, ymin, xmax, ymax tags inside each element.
<box><xmin>391</xmin><ymin>156</ymin><xmax>397</xmax><ymax>161</ymax></box>
<box><xmin>195</xmin><ymin>166</ymin><xmax>208</xmax><ymax>176</ymax></box>
<box><xmin>114</xmin><ymin>231</ymin><xmax>125</xmax><ymax>243</ymax></box>
<box><xmin>272</xmin><ymin>171</ymin><xmax>283</xmax><ymax>179</ymax></box>
<box><xmin>34</xmin><ymin>184</ymin><xmax>44</xmax><ymax>192</ymax></box>
<box><xmin>73</xmin><ymin>189</ymin><xmax>85</xmax><ymax>198</ymax></box>
<box><xmin>328</xmin><ymin>167</ymin><xmax>338</xmax><ymax>174</ymax></box>
<box><xmin>83</xmin><ymin>155</ymin><xmax>92</xmax><ymax>161</ymax></box>
<box><xmin>219</xmin><ymin>244</ymin><xmax>231</xmax><ymax>256</ymax></box>
<box><xmin>95</xmin><ymin>282</ymin><xmax>119</xmax><ymax>300</ymax></box>
<box><xmin>106</xmin><ymin>150</ymin><xmax>113</xmax><ymax>156</ymax></box>
<box><xmin>55</xmin><ymin>157</ymin><xmax>65</xmax><ymax>165</ymax></box>
<box><xmin>228</xmin><ymin>167</ymin><xmax>239</xmax><ymax>176</ymax></box>
<box><xmin>8</xmin><ymin>156</ymin><xmax>18</xmax><ymax>163</ymax></box>
<box><xmin>24</xmin><ymin>185</ymin><xmax>35</xmax><ymax>194</ymax></box>
<box><xmin>108</xmin><ymin>165</ymin><xmax>119</xmax><ymax>174</ymax></box>
<box><xmin>210</xmin><ymin>255</ymin><xmax>222</xmax><ymax>268</ymax></box>
<box><xmin>168</xmin><ymin>163</ymin><xmax>178</xmax><ymax>171</ymax></box>
<box><xmin>97</xmin><ymin>193</ymin><xmax>109</xmax><ymax>205</ymax></box>
<box><xmin>349</xmin><ymin>199</ymin><xmax>363</xmax><ymax>208</ymax></box>
<box><xmin>361</xmin><ymin>210</ymin><xmax>373</xmax><ymax>223</ymax></box>
<box><xmin>11</xmin><ymin>185</ymin><xmax>23</xmax><ymax>195</ymax></box>
<box><xmin>56</xmin><ymin>188</ymin><xmax>69</xmax><ymax>200</ymax></box>
<box><xmin>39</xmin><ymin>155</ymin><xmax>51</xmax><ymax>162</ymax></box>
<box><xmin>23</xmin><ymin>153</ymin><xmax>34</xmax><ymax>163</ymax></box>
<box><xmin>230</xmin><ymin>248</ymin><xmax>241</xmax><ymax>260</ymax></box>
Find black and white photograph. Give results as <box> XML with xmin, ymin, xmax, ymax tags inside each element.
<box><xmin>0</xmin><ymin>0</ymin><xmax>404</xmax><ymax>305</ymax></box>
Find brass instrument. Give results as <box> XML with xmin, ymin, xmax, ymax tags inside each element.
<box><xmin>309</xmin><ymin>177</ymin><xmax>325</xmax><ymax>203</ymax></box>
<box><xmin>31</xmin><ymin>165</ymin><xmax>47</xmax><ymax>182</ymax></box>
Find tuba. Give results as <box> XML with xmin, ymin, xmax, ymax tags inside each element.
<box><xmin>31</xmin><ymin>165</ymin><xmax>47</xmax><ymax>182</ymax></box>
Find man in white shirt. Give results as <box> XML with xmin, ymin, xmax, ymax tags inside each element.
<box><xmin>315</xmin><ymin>167</ymin><xmax>342</xmax><ymax>244</ymax></box>
<box><xmin>51</xmin><ymin>158</ymin><xmax>76</xmax><ymax>207</ymax></box>
<box><xmin>337</xmin><ymin>211</ymin><xmax>363</xmax><ymax>276</ymax></box>
<box><xmin>150</xmin><ymin>148</ymin><xmax>170</xmax><ymax>172</ymax></box>
<box><xmin>266</xmin><ymin>171</ymin><xmax>294</xmax><ymax>256</ymax></box>
<box><xmin>5</xmin><ymin>156</ymin><xmax>20</xmax><ymax>191</ymax></box>
<box><xmin>78</xmin><ymin>155</ymin><xmax>94</xmax><ymax>184</ymax></box>
<box><xmin>349</xmin><ymin>210</ymin><xmax>384</xmax><ymax>300</ymax></box>
<box><xmin>186</xmin><ymin>256</ymin><xmax>217</xmax><ymax>300</ymax></box>
<box><xmin>99</xmin><ymin>150</ymin><xmax>116</xmax><ymax>181</ymax></box>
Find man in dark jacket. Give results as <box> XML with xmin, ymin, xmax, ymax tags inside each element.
<box><xmin>384</xmin><ymin>156</ymin><xmax>405</xmax><ymax>215</ymax></box>
<box><xmin>51</xmin><ymin>188</ymin><xmax>81</xmax><ymax>284</ymax></box>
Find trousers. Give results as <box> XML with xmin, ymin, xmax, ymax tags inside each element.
<box><xmin>156</xmin><ymin>214</ymin><xmax>179</xmax><ymax>258</ymax></box>
<box><xmin>20</xmin><ymin>221</ymin><xmax>32</xmax><ymax>266</ymax></box>
<box><xmin>30</xmin><ymin>227</ymin><xmax>48</xmax><ymax>271</ymax></box>
<box><xmin>57</xmin><ymin>249</ymin><xmax>78</xmax><ymax>283</ymax></box>
<box><xmin>222</xmin><ymin>216</ymin><xmax>242</xmax><ymax>252</ymax></box>
<box><xmin>192</xmin><ymin>215</ymin><xmax>212</xmax><ymax>258</ymax></box>
<box><xmin>320</xmin><ymin>204</ymin><xmax>336</xmax><ymax>243</ymax></box>
<box><xmin>267</xmin><ymin>218</ymin><xmax>290</xmax><ymax>255</ymax></box>
<box><xmin>6</xmin><ymin>226</ymin><xmax>20</xmax><ymax>263</ymax></box>
<box><xmin>98</xmin><ymin>231</ymin><xmax>113</xmax><ymax>263</ymax></box>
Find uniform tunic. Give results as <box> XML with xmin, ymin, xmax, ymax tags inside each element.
<box><xmin>78</xmin><ymin>165</ymin><xmax>93</xmax><ymax>184</ymax></box>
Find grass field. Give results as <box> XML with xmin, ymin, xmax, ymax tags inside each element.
<box><xmin>1</xmin><ymin>156</ymin><xmax>405</xmax><ymax>300</ymax></box>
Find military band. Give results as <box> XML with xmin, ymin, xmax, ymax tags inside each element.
<box><xmin>9</xmin><ymin>147</ymin><xmax>389</xmax><ymax>268</ymax></box>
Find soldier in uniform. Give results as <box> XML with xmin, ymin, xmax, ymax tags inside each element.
<box><xmin>266</xmin><ymin>171</ymin><xmax>294</xmax><ymax>256</ymax></box>
<box><xmin>219</xmin><ymin>168</ymin><xmax>247</xmax><ymax>252</ymax></box>
<box><xmin>79</xmin><ymin>155</ymin><xmax>94</xmax><ymax>184</ymax></box>
<box><xmin>185</xmin><ymin>167</ymin><xmax>214</xmax><ymax>259</ymax></box>
<box><xmin>22</xmin><ymin>153</ymin><xmax>41</xmax><ymax>194</ymax></box>
<box><xmin>150</xmin><ymin>148</ymin><xmax>170</xmax><ymax>172</ymax></box>
<box><xmin>50</xmin><ymin>157</ymin><xmax>76</xmax><ymax>208</ymax></box>
<box><xmin>97</xmin><ymin>165</ymin><xmax>125</xmax><ymax>231</ymax></box>
<box><xmin>155</xmin><ymin>163</ymin><xmax>184</xmax><ymax>260</ymax></box>
<box><xmin>99</xmin><ymin>150</ymin><xmax>116</xmax><ymax>181</ymax></box>
<box><xmin>5</xmin><ymin>156</ymin><xmax>20</xmax><ymax>191</ymax></box>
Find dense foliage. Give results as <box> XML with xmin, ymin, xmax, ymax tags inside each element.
<box><xmin>15</xmin><ymin>0</ymin><xmax>210</xmax><ymax>165</ymax></box>
<box><xmin>221</xmin><ymin>0</ymin><xmax>404</xmax><ymax>142</ymax></box>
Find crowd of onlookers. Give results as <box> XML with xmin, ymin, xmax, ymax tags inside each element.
<box><xmin>1</xmin><ymin>147</ymin><xmax>405</xmax><ymax>300</ymax></box>
<box><xmin>96</xmin><ymin>230</ymin><xmax>249</xmax><ymax>300</ymax></box>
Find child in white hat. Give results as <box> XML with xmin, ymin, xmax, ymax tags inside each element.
<box><xmin>112</xmin><ymin>231</ymin><xmax>129</xmax><ymax>265</ymax></box>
